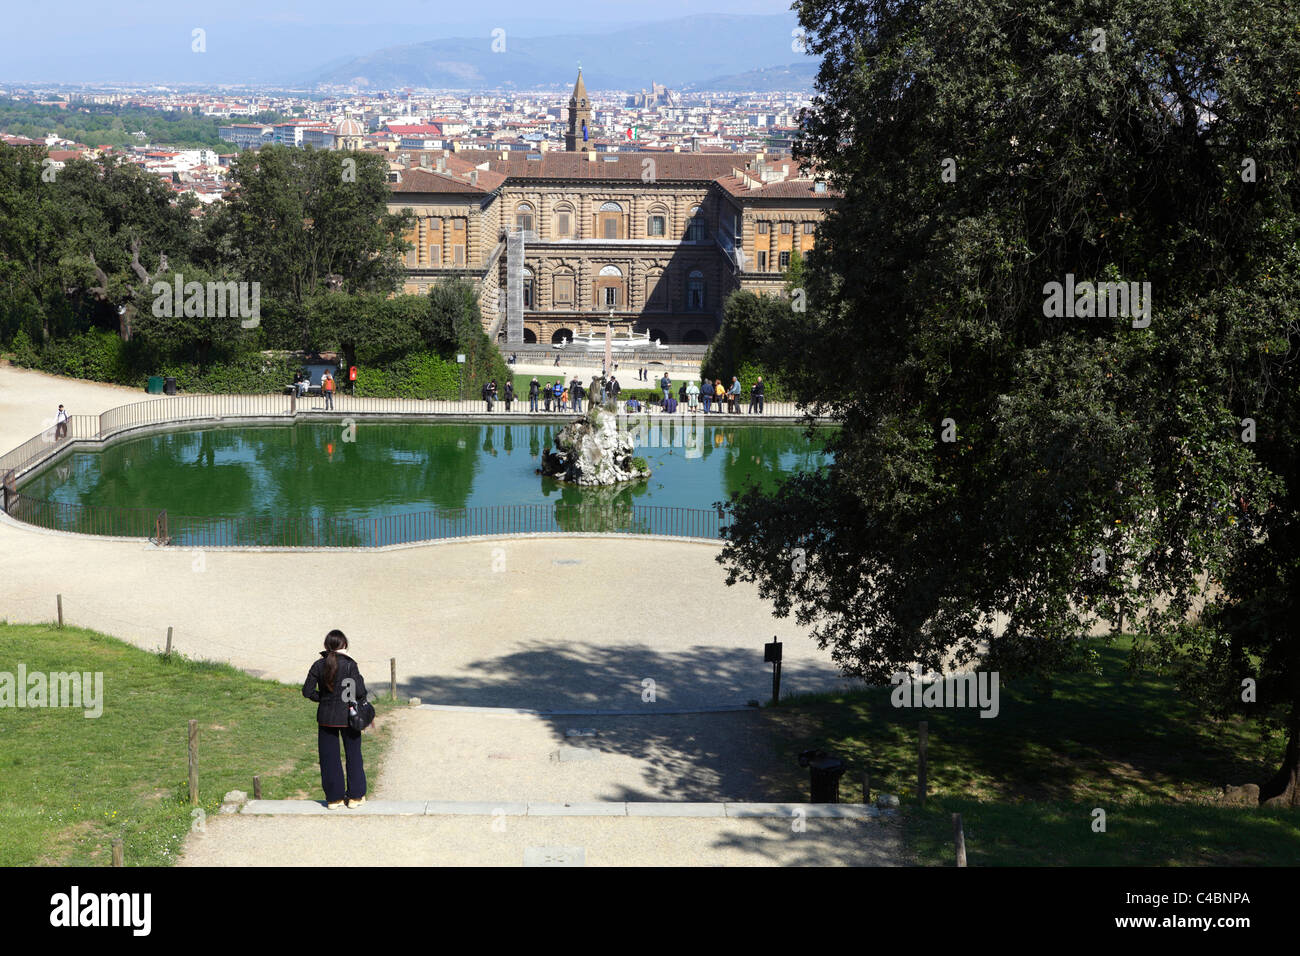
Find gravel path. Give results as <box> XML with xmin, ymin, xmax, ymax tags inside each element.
<box><xmin>372</xmin><ymin>707</ymin><xmax>802</xmax><ymax>804</ymax></box>
<box><xmin>177</xmin><ymin>813</ymin><xmax>902</xmax><ymax>866</ymax></box>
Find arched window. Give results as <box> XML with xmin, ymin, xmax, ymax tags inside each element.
<box><xmin>687</xmin><ymin>206</ymin><xmax>706</xmax><ymax>241</ymax></box>
<box><xmin>515</xmin><ymin>202</ymin><xmax>534</xmax><ymax>233</ymax></box>
<box><xmin>523</xmin><ymin>328</ymin><xmax>538</xmax><ymax>344</ymax></box>
<box><xmin>687</xmin><ymin>269</ymin><xmax>705</xmax><ymax>310</ymax></box>
<box><xmin>645</xmin><ymin>268</ymin><xmax>665</xmax><ymax>310</ymax></box>
<box><xmin>551</xmin><ymin>328</ymin><xmax>573</xmax><ymax>345</ymax></box>
<box><xmin>552</xmin><ymin>267</ymin><xmax>575</xmax><ymax>307</ymax></box>
<box><xmin>649</xmin><ymin>328</ymin><xmax>669</xmax><ymax>344</ymax></box>
<box><xmin>683</xmin><ymin>329</ymin><xmax>708</xmax><ymax>344</ymax></box>
<box><xmin>521</xmin><ymin>266</ymin><xmax>534</xmax><ymax>309</ymax></box>
<box><xmin>599</xmin><ymin>201</ymin><xmax>623</xmax><ymax>239</ymax></box>
<box><xmin>552</xmin><ymin>202</ymin><xmax>574</xmax><ymax>238</ymax></box>
<box><xmin>646</xmin><ymin>205</ymin><xmax>668</xmax><ymax>238</ymax></box>
<box><xmin>595</xmin><ymin>264</ymin><xmax>624</xmax><ymax>309</ymax></box>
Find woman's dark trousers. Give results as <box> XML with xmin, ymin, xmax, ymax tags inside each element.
<box><xmin>318</xmin><ymin>725</ymin><xmax>366</xmax><ymax>803</ymax></box>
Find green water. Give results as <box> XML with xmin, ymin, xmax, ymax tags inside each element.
<box><xmin>19</xmin><ymin>421</ymin><xmax>832</xmax><ymax>545</ymax></box>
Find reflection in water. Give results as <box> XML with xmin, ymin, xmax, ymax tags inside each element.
<box><xmin>18</xmin><ymin>421</ymin><xmax>832</xmax><ymax>545</ymax></box>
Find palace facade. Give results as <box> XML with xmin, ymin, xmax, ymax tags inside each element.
<box><xmin>386</xmin><ymin>71</ymin><xmax>838</xmax><ymax>346</ymax></box>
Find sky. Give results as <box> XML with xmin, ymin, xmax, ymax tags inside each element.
<box><xmin>2</xmin><ymin>0</ymin><xmax>801</xmax><ymax>85</ymax></box>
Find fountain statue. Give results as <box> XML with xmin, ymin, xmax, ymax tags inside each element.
<box><xmin>540</xmin><ymin>405</ymin><xmax>650</xmax><ymax>485</ymax></box>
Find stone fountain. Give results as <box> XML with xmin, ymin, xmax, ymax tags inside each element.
<box><xmin>540</xmin><ymin>405</ymin><xmax>650</xmax><ymax>485</ymax></box>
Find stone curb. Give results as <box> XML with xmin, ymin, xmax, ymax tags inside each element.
<box><xmin>414</xmin><ymin>703</ymin><xmax>757</xmax><ymax>716</ymax></box>
<box><xmin>239</xmin><ymin>800</ymin><xmax>894</xmax><ymax>819</ymax></box>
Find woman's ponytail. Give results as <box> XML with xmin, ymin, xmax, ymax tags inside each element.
<box><xmin>322</xmin><ymin>629</ymin><xmax>348</xmax><ymax>692</ymax></box>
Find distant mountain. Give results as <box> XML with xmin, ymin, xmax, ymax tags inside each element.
<box><xmin>686</xmin><ymin>62</ymin><xmax>819</xmax><ymax>92</ymax></box>
<box><xmin>311</xmin><ymin>14</ymin><xmax>816</xmax><ymax>91</ymax></box>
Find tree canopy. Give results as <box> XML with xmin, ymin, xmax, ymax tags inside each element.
<box><xmin>221</xmin><ymin>146</ymin><xmax>412</xmax><ymax>306</ymax></box>
<box><xmin>719</xmin><ymin>0</ymin><xmax>1300</xmax><ymax>800</ymax></box>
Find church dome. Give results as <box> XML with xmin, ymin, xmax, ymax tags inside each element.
<box><xmin>334</xmin><ymin>116</ymin><xmax>363</xmax><ymax>137</ymax></box>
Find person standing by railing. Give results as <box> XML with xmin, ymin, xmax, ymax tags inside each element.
<box><xmin>528</xmin><ymin>377</ymin><xmax>540</xmax><ymax>412</ymax></box>
<box><xmin>323</xmin><ymin>372</ymin><xmax>336</xmax><ymax>410</ymax></box>
<box><xmin>504</xmin><ymin>381</ymin><xmax>514</xmax><ymax>411</ymax></box>
<box><xmin>729</xmin><ymin>377</ymin><xmax>742</xmax><ymax>414</ymax></box>
<box><xmin>749</xmin><ymin>377</ymin><xmax>765</xmax><ymax>414</ymax></box>
<box><xmin>687</xmin><ymin>380</ymin><xmax>700</xmax><ymax>410</ymax></box>
<box><xmin>55</xmin><ymin>404</ymin><xmax>69</xmax><ymax>440</ymax></box>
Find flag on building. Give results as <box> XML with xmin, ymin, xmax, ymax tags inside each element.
<box><xmin>625</xmin><ymin>126</ymin><xmax>638</xmax><ymax>140</ymax></box>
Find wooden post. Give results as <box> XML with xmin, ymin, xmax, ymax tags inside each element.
<box><xmin>187</xmin><ymin>719</ymin><xmax>198</xmax><ymax>805</ymax></box>
<box><xmin>56</xmin><ymin>593</ymin><xmax>63</xmax><ymax>628</ymax></box>
<box><xmin>390</xmin><ymin>658</ymin><xmax>397</xmax><ymax>700</ymax></box>
<box><xmin>918</xmin><ymin>720</ymin><xmax>928</xmax><ymax>808</ymax></box>
<box><xmin>253</xmin><ymin>775</ymin><xmax>262</xmax><ymax>800</ymax></box>
<box><xmin>165</xmin><ymin>626</ymin><xmax>173</xmax><ymax>658</ymax></box>
<box><xmin>953</xmin><ymin>812</ymin><xmax>967</xmax><ymax>867</ymax></box>
<box><xmin>112</xmin><ymin>839</ymin><xmax>124</xmax><ymax>867</ymax></box>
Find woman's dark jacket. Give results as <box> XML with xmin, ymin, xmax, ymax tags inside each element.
<box><xmin>303</xmin><ymin>652</ymin><xmax>368</xmax><ymax>727</ymax></box>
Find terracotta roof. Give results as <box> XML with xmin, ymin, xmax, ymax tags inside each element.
<box><xmin>390</xmin><ymin>165</ymin><xmax>505</xmax><ymax>195</ymax></box>
<box><xmin>748</xmin><ymin>180</ymin><xmax>841</xmax><ymax>198</ymax></box>
<box><xmin>714</xmin><ymin>174</ymin><xmax>838</xmax><ymax>199</ymax></box>
<box><xmin>455</xmin><ymin>150</ymin><xmax>764</xmax><ymax>181</ymax></box>
<box><xmin>386</xmin><ymin>123</ymin><xmax>443</xmax><ymax>136</ymax></box>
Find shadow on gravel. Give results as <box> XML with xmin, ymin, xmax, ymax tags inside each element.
<box><xmin>400</xmin><ymin>640</ymin><xmax>853</xmax><ymax>711</ymax></box>
<box><xmin>394</xmin><ymin>643</ymin><xmax>864</xmax><ymax>825</ymax></box>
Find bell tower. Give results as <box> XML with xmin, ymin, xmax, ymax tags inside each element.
<box><xmin>566</xmin><ymin>67</ymin><xmax>593</xmax><ymax>153</ymax></box>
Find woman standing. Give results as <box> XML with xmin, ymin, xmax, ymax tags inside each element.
<box><xmin>303</xmin><ymin>630</ymin><xmax>368</xmax><ymax>809</ymax></box>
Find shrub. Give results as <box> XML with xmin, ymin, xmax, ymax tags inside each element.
<box><xmin>36</xmin><ymin>329</ymin><xmax>134</xmax><ymax>383</ymax></box>
<box><xmin>9</xmin><ymin>328</ymin><xmax>38</xmax><ymax>367</ymax></box>
<box><xmin>353</xmin><ymin>351</ymin><xmax>461</xmax><ymax>399</ymax></box>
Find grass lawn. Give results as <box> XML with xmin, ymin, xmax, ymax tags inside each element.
<box><xmin>763</xmin><ymin>639</ymin><xmax>1300</xmax><ymax>865</ymax></box>
<box><xmin>0</xmin><ymin>622</ymin><xmax>399</xmax><ymax>866</ymax></box>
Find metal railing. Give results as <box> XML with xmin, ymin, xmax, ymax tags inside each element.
<box><xmin>5</xmin><ymin>495</ymin><xmax>169</xmax><ymax>541</ymax></box>
<box><xmin>4</xmin><ymin>498</ymin><xmax>726</xmax><ymax>548</ymax></box>
<box><xmin>0</xmin><ymin>414</ymin><xmax>98</xmax><ymax>478</ymax></box>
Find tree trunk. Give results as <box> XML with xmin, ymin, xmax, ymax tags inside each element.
<box><xmin>1259</xmin><ymin>721</ymin><xmax>1299</xmax><ymax>807</ymax></box>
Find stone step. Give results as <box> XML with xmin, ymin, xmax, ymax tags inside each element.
<box><xmin>238</xmin><ymin>799</ymin><xmax>893</xmax><ymax>819</ymax></box>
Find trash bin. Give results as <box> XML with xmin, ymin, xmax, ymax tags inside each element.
<box><xmin>799</xmin><ymin>749</ymin><xmax>847</xmax><ymax>803</ymax></box>
<box><xmin>163</xmin><ymin>376</ymin><xmax>177</xmax><ymax>396</ymax></box>
<box><xmin>146</xmin><ymin>375</ymin><xmax>164</xmax><ymax>395</ymax></box>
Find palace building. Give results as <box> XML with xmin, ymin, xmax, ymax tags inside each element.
<box><xmin>386</xmin><ymin>70</ymin><xmax>838</xmax><ymax>346</ymax></box>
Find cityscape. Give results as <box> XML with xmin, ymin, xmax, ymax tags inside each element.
<box><xmin>0</xmin><ymin>0</ymin><xmax>1294</xmax><ymax>929</ymax></box>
